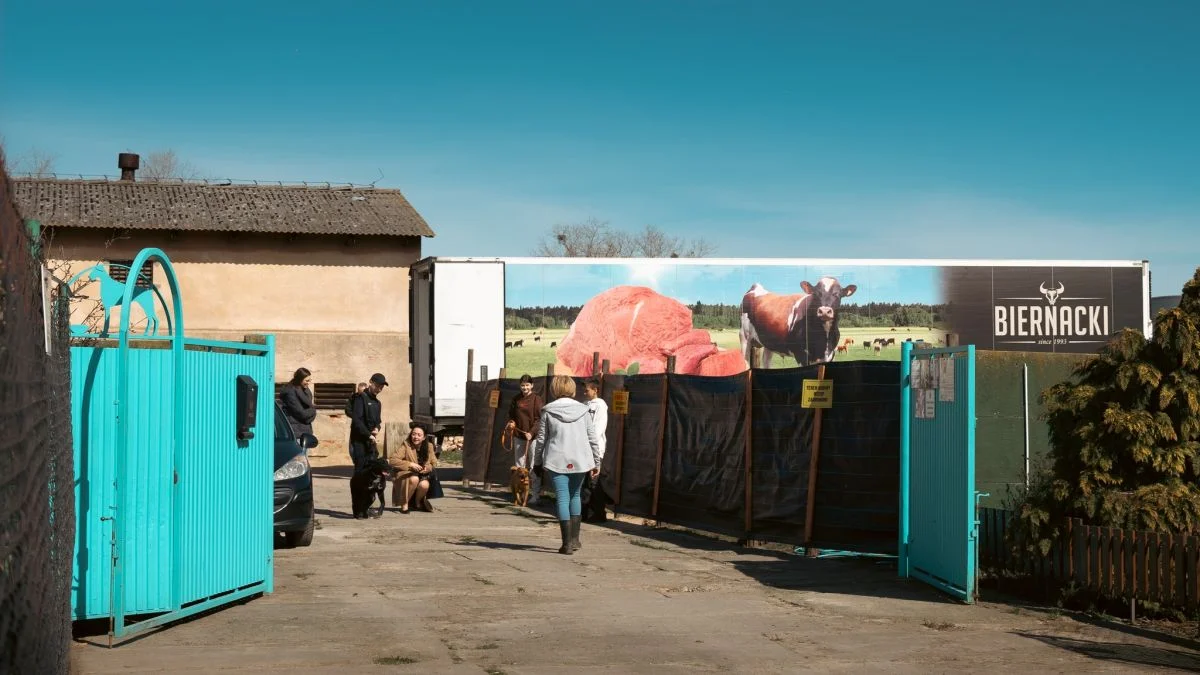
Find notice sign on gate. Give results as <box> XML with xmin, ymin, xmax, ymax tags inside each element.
<box><xmin>801</xmin><ymin>379</ymin><xmax>833</xmax><ymax>408</ymax></box>
<box><xmin>488</xmin><ymin>390</ymin><xmax>500</xmax><ymax>408</ymax></box>
<box><xmin>611</xmin><ymin>390</ymin><xmax>630</xmax><ymax>415</ymax></box>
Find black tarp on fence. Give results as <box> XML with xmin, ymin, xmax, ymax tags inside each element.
<box><xmin>463</xmin><ymin>362</ymin><xmax>901</xmax><ymax>554</ymax></box>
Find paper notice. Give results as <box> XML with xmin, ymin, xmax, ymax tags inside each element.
<box><xmin>915</xmin><ymin>389</ymin><xmax>936</xmax><ymax>419</ymax></box>
<box><xmin>912</xmin><ymin>359</ymin><xmax>927</xmax><ymax>390</ymax></box>
<box><xmin>938</xmin><ymin>356</ymin><xmax>956</xmax><ymax>402</ymax></box>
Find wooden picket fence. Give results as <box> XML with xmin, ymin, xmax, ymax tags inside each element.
<box><xmin>979</xmin><ymin>507</ymin><xmax>1200</xmax><ymax>609</ymax></box>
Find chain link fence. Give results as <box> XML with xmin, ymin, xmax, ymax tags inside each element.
<box><xmin>1</xmin><ymin>156</ymin><xmax>75</xmax><ymax>673</ymax></box>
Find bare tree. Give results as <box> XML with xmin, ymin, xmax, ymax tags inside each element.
<box><xmin>1</xmin><ymin>137</ymin><xmax>58</xmax><ymax>177</ymax></box>
<box><xmin>139</xmin><ymin>149</ymin><xmax>202</xmax><ymax>180</ymax></box>
<box><xmin>533</xmin><ymin>219</ymin><xmax>714</xmax><ymax>258</ymax></box>
<box><xmin>629</xmin><ymin>224</ymin><xmax>715</xmax><ymax>258</ymax></box>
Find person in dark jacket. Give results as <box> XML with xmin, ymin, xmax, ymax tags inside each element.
<box><xmin>279</xmin><ymin>367</ymin><xmax>318</xmax><ymax>438</ymax></box>
<box><xmin>348</xmin><ymin>373</ymin><xmax>387</xmax><ymax>472</ymax></box>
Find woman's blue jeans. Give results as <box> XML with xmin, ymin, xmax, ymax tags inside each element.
<box><xmin>546</xmin><ymin>470</ymin><xmax>586</xmax><ymax>522</ymax></box>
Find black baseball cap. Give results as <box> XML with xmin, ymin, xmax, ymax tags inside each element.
<box><xmin>370</xmin><ymin>373</ymin><xmax>389</xmax><ymax>387</ymax></box>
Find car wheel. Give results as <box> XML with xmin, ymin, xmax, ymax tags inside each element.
<box><xmin>285</xmin><ymin>507</ymin><xmax>315</xmax><ymax>548</ymax></box>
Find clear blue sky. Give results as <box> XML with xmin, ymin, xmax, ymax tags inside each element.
<box><xmin>2</xmin><ymin>1</ymin><xmax>1197</xmax><ymax>295</ymax></box>
<box><xmin>504</xmin><ymin>262</ymin><xmax>939</xmax><ymax>308</ymax></box>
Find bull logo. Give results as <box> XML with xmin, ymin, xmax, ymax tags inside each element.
<box><xmin>1039</xmin><ymin>281</ymin><xmax>1065</xmax><ymax>306</ymax></box>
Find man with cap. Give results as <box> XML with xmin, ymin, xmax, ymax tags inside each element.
<box><xmin>348</xmin><ymin>373</ymin><xmax>388</xmax><ymax>471</ymax></box>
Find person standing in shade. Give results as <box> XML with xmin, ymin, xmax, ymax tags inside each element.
<box><xmin>580</xmin><ymin>377</ymin><xmax>609</xmax><ymax>522</ymax></box>
<box><xmin>279</xmin><ymin>367</ymin><xmax>318</xmax><ymax>439</ymax></box>
<box><xmin>506</xmin><ymin>374</ymin><xmax>545</xmax><ymax>503</ymax></box>
<box><xmin>534</xmin><ymin>375</ymin><xmax>601</xmax><ymax>555</ymax></box>
<box><xmin>348</xmin><ymin>373</ymin><xmax>387</xmax><ymax>471</ymax></box>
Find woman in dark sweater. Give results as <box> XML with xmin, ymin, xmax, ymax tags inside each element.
<box><xmin>279</xmin><ymin>367</ymin><xmax>318</xmax><ymax>438</ymax></box>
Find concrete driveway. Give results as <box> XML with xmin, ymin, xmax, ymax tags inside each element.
<box><xmin>70</xmin><ymin>468</ymin><xmax>1200</xmax><ymax>673</ymax></box>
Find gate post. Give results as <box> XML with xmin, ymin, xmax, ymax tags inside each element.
<box><xmin>898</xmin><ymin>341</ymin><xmax>912</xmax><ymax>578</ymax></box>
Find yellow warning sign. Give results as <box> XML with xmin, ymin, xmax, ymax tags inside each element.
<box><xmin>801</xmin><ymin>379</ymin><xmax>833</xmax><ymax>409</ymax></box>
<box><xmin>487</xmin><ymin>389</ymin><xmax>500</xmax><ymax>409</ymax></box>
<box><xmin>612</xmin><ymin>390</ymin><xmax>630</xmax><ymax>415</ymax></box>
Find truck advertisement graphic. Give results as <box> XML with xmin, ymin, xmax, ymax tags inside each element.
<box><xmin>410</xmin><ymin>257</ymin><xmax>1150</xmax><ymax>426</ymax></box>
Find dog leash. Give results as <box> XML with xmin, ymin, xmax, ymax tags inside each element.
<box><xmin>501</xmin><ymin>422</ymin><xmax>532</xmax><ymax>455</ymax></box>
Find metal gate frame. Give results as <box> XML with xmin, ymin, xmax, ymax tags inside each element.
<box><xmin>898</xmin><ymin>342</ymin><xmax>980</xmax><ymax>603</ymax></box>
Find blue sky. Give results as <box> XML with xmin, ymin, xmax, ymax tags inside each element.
<box><xmin>2</xmin><ymin>1</ymin><xmax>1197</xmax><ymax>295</ymax></box>
<box><xmin>504</xmin><ymin>262</ymin><xmax>938</xmax><ymax>308</ymax></box>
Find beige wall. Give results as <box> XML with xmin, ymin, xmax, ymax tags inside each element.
<box><xmin>47</xmin><ymin>228</ymin><xmax>422</xmax><ymax>428</ymax></box>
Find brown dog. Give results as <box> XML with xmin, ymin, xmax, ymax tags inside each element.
<box><xmin>510</xmin><ymin>466</ymin><xmax>531</xmax><ymax>507</ymax></box>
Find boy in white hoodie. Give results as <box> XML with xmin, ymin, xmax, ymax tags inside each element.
<box><xmin>581</xmin><ymin>377</ymin><xmax>609</xmax><ymax>522</ymax></box>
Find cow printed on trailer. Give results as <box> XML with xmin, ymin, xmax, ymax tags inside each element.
<box><xmin>739</xmin><ymin>276</ymin><xmax>857</xmax><ymax>368</ymax></box>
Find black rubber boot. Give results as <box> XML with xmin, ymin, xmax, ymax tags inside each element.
<box><xmin>558</xmin><ymin>520</ymin><xmax>573</xmax><ymax>555</ymax></box>
<box><xmin>570</xmin><ymin>515</ymin><xmax>582</xmax><ymax>552</ymax></box>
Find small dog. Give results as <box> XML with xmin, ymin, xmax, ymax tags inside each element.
<box><xmin>350</xmin><ymin>457</ymin><xmax>390</xmax><ymax>519</ymax></box>
<box><xmin>582</xmin><ymin>473</ymin><xmax>610</xmax><ymax>523</ymax></box>
<box><xmin>510</xmin><ymin>466</ymin><xmax>531</xmax><ymax>507</ymax></box>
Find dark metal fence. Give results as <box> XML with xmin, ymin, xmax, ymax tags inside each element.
<box><xmin>0</xmin><ymin>155</ymin><xmax>75</xmax><ymax>673</ymax></box>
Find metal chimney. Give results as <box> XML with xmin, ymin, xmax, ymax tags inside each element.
<box><xmin>118</xmin><ymin>153</ymin><xmax>139</xmax><ymax>181</ymax></box>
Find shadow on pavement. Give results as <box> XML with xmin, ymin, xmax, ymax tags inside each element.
<box><xmin>311</xmin><ymin>467</ymin><xmax>352</xmax><ymax>480</ymax></box>
<box><xmin>312</xmin><ymin>466</ymin><xmax>463</xmax><ymax>483</ymax></box>
<box><xmin>1013</xmin><ymin>631</ymin><xmax>1200</xmax><ymax>671</ymax></box>
<box><xmin>315</xmin><ymin>507</ymin><xmax>357</xmax><ymax>521</ymax></box>
<box><xmin>448</xmin><ymin>484</ymin><xmax>955</xmax><ymax>606</ymax></box>
<box><xmin>451</xmin><ymin>540</ymin><xmax>554</xmax><ymax>552</ymax></box>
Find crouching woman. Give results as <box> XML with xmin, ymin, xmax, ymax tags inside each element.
<box><xmin>533</xmin><ymin>375</ymin><xmax>601</xmax><ymax>555</ymax></box>
<box><xmin>388</xmin><ymin>425</ymin><xmax>439</xmax><ymax>513</ymax></box>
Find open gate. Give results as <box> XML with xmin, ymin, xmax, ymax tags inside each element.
<box><xmin>70</xmin><ymin>248</ymin><xmax>276</xmax><ymax>642</ymax></box>
<box><xmin>898</xmin><ymin>343</ymin><xmax>981</xmax><ymax>603</ymax></box>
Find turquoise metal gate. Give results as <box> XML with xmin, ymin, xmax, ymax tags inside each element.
<box><xmin>898</xmin><ymin>343</ymin><xmax>980</xmax><ymax>603</ymax></box>
<box><xmin>70</xmin><ymin>248</ymin><xmax>276</xmax><ymax>642</ymax></box>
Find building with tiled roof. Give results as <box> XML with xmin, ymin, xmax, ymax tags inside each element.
<box><xmin>12</xmin><ymin>152</ymin><xmax>437</xmax><ymax>442</ymax></box>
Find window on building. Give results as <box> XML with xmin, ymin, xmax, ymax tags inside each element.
<box><xmin>315</xmin><ymin>383</ymin><xmax>358</xmax><ymax>411</ymax></box>
<box><xmin>275</xmin><ymin>382</ymin><xmax>360</xmax><ymax>412</ymax></box>
<box><xmin>108</xmin><ymin>259</ymin><xmax>155</xmax><ymax>289</ymax></box>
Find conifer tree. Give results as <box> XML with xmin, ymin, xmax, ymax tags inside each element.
<box><xmin>1017</xmin><ymin>268</ymin><xmax>1200</xmax><ymax>553</ymax></box>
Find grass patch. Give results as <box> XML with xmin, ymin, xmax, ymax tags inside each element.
<box><xmin>485</xmin><ymin>669</ymin><xmax>507</xmax><ymax>675</ymax></box>
<box><xmin>478</xmin><ymin>643</ymin><xmax>500</xmax><ymax>650</ymax></box>
<box><xmin>293</xmin><ymin>572</ymin><xmax>313</xmax><ymax>580</ymax></box>
<box><xmin>922</xmin><ymin>620</ymin><xmax>957</xmax><ymax>631</ymax></box>
<box><xmin>502</xmin><ymin>325</ymin><xmax>936</xmax><ymax>374</ymax></box>
<box><xmin>473</xmin><ymin>574</ymin><xmax>496</xmax><ymax>586</ymax></box>
<box><xmin>439</xmin><ymin>449</ymin><xmax>462</xmax><ymax>465</ymax></box>
<box><xmin>517</xmin><ymin>586</ymin><xmax>526</xmax><ymax>594</ymax></box>
<box><xmin>630</xmin><ymin>538</ymin><xmax>672</xmax><ymax>551</ymax></box>
<box><xmin>374</xmin><ymin>655</ymin><xmax>419</xmax><ymax>665</ymax></box>
<box><xmin>458</xmin><ymin>535</ymin><xmax>478</xmax><ymax>544</ymax></box>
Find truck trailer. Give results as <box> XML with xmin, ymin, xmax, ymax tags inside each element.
<box><xmin>409</xmin><ymin>256</ymin><xmax>1151</xmax><ymax>434</ymax></box>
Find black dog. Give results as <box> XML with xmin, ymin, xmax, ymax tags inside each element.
<box><xmin>581</xmin><ymin>473</ymin><xmax>611</xmax><ymax>523</ymax></box>
<box><xmin>350</xmin><ymin>457</ymin><xmax>390</xmax><ymax>519</ymax></box>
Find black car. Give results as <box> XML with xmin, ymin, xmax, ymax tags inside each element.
<box><xmin>274</xmin><ymin>403</ymin><xmax>318</xmax><ymax>547</ymax></box>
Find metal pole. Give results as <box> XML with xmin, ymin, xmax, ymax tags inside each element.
<box><xmin>1023</xmin><ymin>362</ymin><xmax>1030</xmax><ymax>488</ymax></box>
<box><xmin>803</xmin><ymin>365</ymin><xmax>826</xmax><ymax>557</ymax></box>
<box><xmin>898</xmin><ymin>341</ymin><xmax>912</xmax><ymax>578</ymax></box>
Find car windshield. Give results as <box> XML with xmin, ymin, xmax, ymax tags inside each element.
<box><xmin>274</xmin><ymin>405</ymin><xmax>294</xmax><ymax>441</ymax></box>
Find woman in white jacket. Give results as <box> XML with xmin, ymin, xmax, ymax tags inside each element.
<box><xmin>534</xmin><ymin>375</ymin><xmax>602</xmax><ymax>555</ymax></box>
